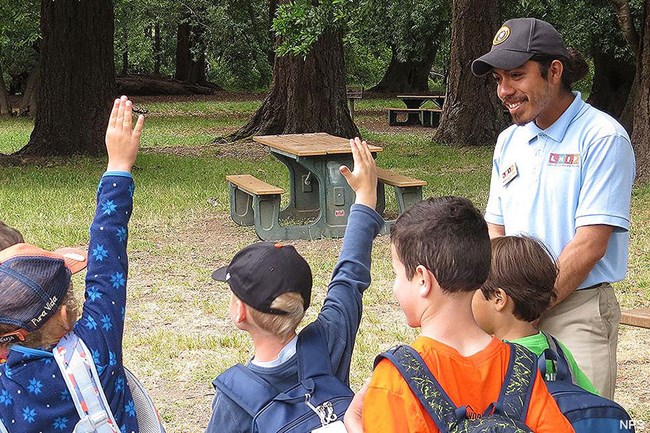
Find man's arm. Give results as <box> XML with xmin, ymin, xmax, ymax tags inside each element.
<box><xmin>552</xmin><ymin>224</ymin><xmax>613</xmax><ymax>306</ymax></box>
<box><xmin>487</xmin><ymin>223</ymin><xmax>505</xmax><ymax>238</ymax></box>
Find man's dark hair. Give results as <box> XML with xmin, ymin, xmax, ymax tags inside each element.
<box><xmin>390</xmin><ymin>196</ymin><xmax>491</xmax><ymax>293</ymax></box>
<box><xmin>480</xmin><ymin>236</ymin><xmax>558</xmax><ymax>322</ymax></box>
<box><xmin>531</xmin><ymin>47</ymin><xmax>589</xmax><ymax>93</ymax></box>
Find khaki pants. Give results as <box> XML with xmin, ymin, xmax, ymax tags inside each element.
<box><xmin>538</xmin><ymin>284</ymin><xmax>620</xmax><ymax>399</ymax></box>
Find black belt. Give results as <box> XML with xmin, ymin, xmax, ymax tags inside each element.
<box><xmin>583</xmin><ymin>282</ymin><xmax>609</xmax><ymax>290</ymax></box>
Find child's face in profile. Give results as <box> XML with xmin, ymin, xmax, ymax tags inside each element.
<box><xmin>390</xmin><ymin>243</ymin><xmax>422</xmax><ymax>328</ymax></box>
<box><xmin>471</xmin><ymin>289</ymin><xmax>497</xmax><ymax>335</ymax></box>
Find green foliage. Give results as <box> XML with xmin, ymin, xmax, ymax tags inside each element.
<box><xmin>273</xmin><ymin>0</ymin><xmax>355</xmax><ymax>58</ymax></box>
<box><xmin>206</xmin><ymin>0</ymin><xmax>273</xmax><ymax>90</ymax></box>
<box><xmin>0</xmin><ymin>0</ymin><xmax>39</xmax><ymax>91</ymax></box>
<box><xmin>501</xmin><ymin>0</ymin><xmax>639</xmax><ymax>62</ymax></box>
<box><xmin>114</xmin><ymin>0</ymin><xmax>179</xmax><ymax>76</ymax></box>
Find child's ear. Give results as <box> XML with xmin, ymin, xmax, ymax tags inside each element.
<box><xmin>235</xmin><ymin>299</ymin><xmax>247</xmax><ymax>324</ymax></box>
<box><xmin>417</xmin><ymin>265</ymin><xmax>436</xmax><ymax>298</ymax></box>
<box><xmin>58</xmin><ymin>305</ymin><xmax>72</xmax><ymax>331</ymax></box>
<box><xmin>493</xmin><ymin>288</ymin><xmax>509</xmax><ymax>312</ymax></box>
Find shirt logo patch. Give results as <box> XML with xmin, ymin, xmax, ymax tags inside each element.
<box><xmin>548</xmin><ymin>153</ymin><xmax>580</xmax><ymax>166</ymax></box>
<box><xmin>501</xmin><ymin>163</ymin><xmax>518</xmax><ymax>186</ymax></box>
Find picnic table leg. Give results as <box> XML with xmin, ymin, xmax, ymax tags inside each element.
<box><xmin>228</xmin><ymin>183</ymin><xmax>254</xmax><ymax>226</ymax></box>
<box><xmin>394</xmin><ymin>186</ymin><xmax>423</xmax><ymax>214</ymax></box>
<box><xmin>272</xmin><ymin>154</ymin><xmax>320</xmax><ymax>220</ymax></box>
<box><xmin>376</xmin><ymin>182</ymin><xmax>386</xmax><ymax>215</ymax></box>
<box><xmin>252</xmin><ymin>193</ymin><xmax>285</xmax><ymax>240</ymax></box>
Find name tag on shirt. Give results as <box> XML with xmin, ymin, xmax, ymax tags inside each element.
<box><xmin>501</xmin><ymin>164</ymin><xmax>518</xmax><ymax>186</ymax></box>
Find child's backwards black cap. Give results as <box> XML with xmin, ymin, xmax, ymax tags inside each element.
<box><xmin>0</xmin><ymin>243</ymin><xmax>87</xmax><ymax>344</ymax></box>
<box><xmin>212</xmin><ymin>242</ymin><xmax>312</xmax><ymax>315</ymax></box>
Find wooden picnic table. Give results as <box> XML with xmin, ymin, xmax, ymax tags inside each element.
<box><xmin>397</xmin><ymin>94</ymin><xmax>446</xmax><ymax>109</ymax></box>
<box><xmin>250</xmin><ymin>133</ymin><xmax>386</xmax><ymax>239</ymax></box>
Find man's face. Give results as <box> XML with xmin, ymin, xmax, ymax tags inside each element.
<box><xmin>492</xmin><ymin>60</ymin><xmax>554</xmax><ymax>127</ymax></box>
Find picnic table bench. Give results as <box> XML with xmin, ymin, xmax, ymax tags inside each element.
<box><xmin>225</xmin><ymin>133</ymin><xmax>426</xmax><ymax>240</ymax></box>
<box><xmin>621</xmin><ymin>308</ymin><xmax>650</xmax><ymax>329</ymax></box>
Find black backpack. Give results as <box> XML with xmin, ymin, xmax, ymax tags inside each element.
<box><xmin>375</xmin><ymin>342</ymin><xmax>537</xmax><ymax>433</ymax></box>
<box><xmin>539</xmin><ymin>333</ymin><xmax>635</xmax><ymax>433</ymax></box>
<box><xmin>215</xmin><ymin>324</ymin><xmax>353</xmax><ymax>432</ymax></box>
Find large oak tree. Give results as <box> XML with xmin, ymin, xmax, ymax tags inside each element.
<box><xmin>434</xmin><ymin>0</ymin><xmax>506</xmax><ymax>146</ymax></box>
<box><xmin>228</xmin><ymin>0</ymin><xmax>357</xmax><ymax>140</ymax></box>
<box><xmin>17</xmin><ymin>0</ymin><xmax>116</xmax><ymax>157</ymax></box>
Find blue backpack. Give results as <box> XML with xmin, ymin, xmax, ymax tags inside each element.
<box><xmin>215</xmin><ymin>324</ymin><xmax>353</xmax><ymax>433</ymax></box>
<box><xmin>375</xmin><ymin>342</ymin><xmax>537</xmax><ymax>432</ymax></box>
<box><xmin>539</xmin><ymin>333</ymin><xmax>635</xmax><ymax>433</ymax></box>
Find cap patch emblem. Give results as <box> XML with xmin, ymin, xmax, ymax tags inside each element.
<box><xmin>493</xmin><ymin>26</ymin><xmax>510</xmax><ymax>45</ymax></box>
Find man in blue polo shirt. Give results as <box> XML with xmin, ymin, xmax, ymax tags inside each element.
<box><xmin>472</xmin><ymin>17</ymin><xmax>635</xmax><ymax>399</ymax></box>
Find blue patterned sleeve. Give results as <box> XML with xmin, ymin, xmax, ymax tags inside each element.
<box><xmin>73</xmin><ymin>172</ymin><xmax>134</xmax><ymax>367</ymax></box>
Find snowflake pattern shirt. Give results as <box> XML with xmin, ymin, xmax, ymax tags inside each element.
<box><xmin>0</xmin><ymin>172</ymin><xmax>138</xmax><ymax>433</ymax></box>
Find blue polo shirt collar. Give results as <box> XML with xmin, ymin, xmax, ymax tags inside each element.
<box><xmin>523</xmin><ymin>92</ymin><xmax>584</xmax><ymax>144</ymax></box>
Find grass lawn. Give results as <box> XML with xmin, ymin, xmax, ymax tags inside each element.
<box><xmin>1</xmin><ymin>95</ymin><xmax>649</xmax><ymax>432</ymax></box>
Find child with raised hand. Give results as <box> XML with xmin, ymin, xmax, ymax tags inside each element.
<box><xmin>0</xmin><ymin>96</ymin><xmax>144</xmax><ymax>432</ymax></box>
<box><xmin>472</xmin><ymin>235</ymin><xmax>598</xmax><ymax>394</ymax></box>
<box><xmin>362</xmin><ymin>197</ymin><xmax>573</xmax><ymax>433</ymax></box>
<box><xmin>205</xmin><ymin>137</ymin><xmax>383</xmax><ymax>433</ymax></box>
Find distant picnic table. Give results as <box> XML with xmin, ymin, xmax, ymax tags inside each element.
<box><xmin>388</xmin><ymin>94</ymin><xmax>445</xmax><ymax>127</ymax></box>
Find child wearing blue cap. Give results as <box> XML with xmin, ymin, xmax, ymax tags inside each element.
<box><xmin>0</xmin><ymin>96</ymin><xmax>144</xmax><ymax>433</ymax></box>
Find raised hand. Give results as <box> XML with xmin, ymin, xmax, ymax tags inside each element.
<box><xmin>105</xmin><ymin>96</ymin><xmax>144</xmax><ymax>173</ymax></box>
<box><xmin>339</xmin><ymin>137</ymin><xmax>377</xmax><ymax>209</ymax></box>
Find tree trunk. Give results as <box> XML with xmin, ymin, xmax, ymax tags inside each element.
<box><xmin>370</xmin><ymin>43</ymin><xmax>438</xmax><ymax>93</ymax></box>
<box><xmin>153</xmin><ymin>21</ymin><xmax>161</xmax><ymax>76</ymax></box>
<box><xmin>175</xmin><ymin>22</ymin><xmax>191</xmax><ymax>81</ymax></box>
<box><xmin>0</xmin><ymin>63</ymin><xmax>11</xmax><ymax>116</ymax></box>
<box><xmin>268</xmin><ymin>0</ymin><xmax>279</xmax><ymax>65</ymax></box>
<box><xmin>17</xmin><ymin>0</ymin><xmax>116</xmax><ymax>157</ymax></box>
<box><xmin>587</xmin><ymin>47</ymin><xmax>635</xmax><ymax>119</ymax></box>
<box><xmin>121</xmin><ymin>23</ymin><xmax>129</xmax><ymax>75</ymax></box>
<box><xmin>18</xmin><ymin>67</ymin><xmax>39</xmax><ymax>117</ymax></box>
<box><xmin>228</xmin><ymin>30</ymin><xmax>358</xmax><ymax>140</ymax></box>
<box><xmin>434</xmin><ymin>0</ymin><xmax>505</xmax><ymax>146</ymax></box>
<box><xmin>631</xmin><ymin>1</ymin><xmax>650</xmax><ymax>181</ymax></box>
<box><xmin>175</xmin><ymin>21</ymin><xmax>207</xmax><ymax>84</ymax></box>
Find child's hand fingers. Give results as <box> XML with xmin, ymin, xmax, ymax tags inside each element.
<box><xmin>116</xmin><ymin>96</ymin><xmax>127</xmax><ymax>131</ymax></box>
<box><xmin>108</xmin><ymin>99</ymin><xmax>119</xmax><ymax>130</ymax></box>
<box><xmin>123</xmin><ymin>100</ymin><xmax>133</xmax><ymax>131</ymax></box>
<box><xmin>132</xmin><ymin>115</ymin><xmax>144</xmax><ymax>144</ymax></box>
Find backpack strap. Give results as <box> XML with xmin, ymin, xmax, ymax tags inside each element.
<box><xmin>296</xmin><ymin>323</ymin><xmax>335</xmax><ymax>381</ymax></box>
<box><xmin>214</xmin><ymin>323</ymin><xmax>334</xmax><ymax>416</ymax></box>
<box><xmin>214</xmin><ymin>364</ymin><xmax>280</xmax><ymax>417</ymax></box>
<box><xmin>491</xmin><ymin>342</ymin><xmax>536</xmax><ymax>421</ymax></box>
<box><xmin>373</xmin><ymin>345</ymin><xmax>457</xmax><ymax>432</ymax></box>
<box><xmin>539</xmin><ymin>332</ymin><xmax>575</xmax><ymax>384</ymax></box>
<box><xmin>53</xmin><ymin>332</ymin><xmax>120</xmax><ymax>433</ymax></box>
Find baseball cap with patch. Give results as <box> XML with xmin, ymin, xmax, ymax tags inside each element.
<box><xmin>212</xmin><ymin>242</ymin><xmax>312</xmax><ymax>315</ymax></box>
<box><xmin>472</xmin><ymin>18</ymin><xmax>569</xmax><ymax>76</ymax></box>
<box><xmin>0</xmin><ymin>243</ymin><xmax>87</xmax><ymax>344</ymax></box>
